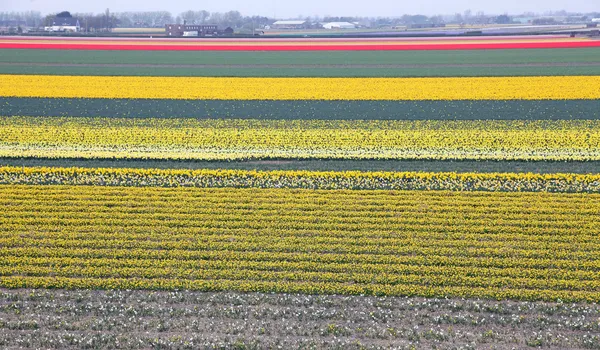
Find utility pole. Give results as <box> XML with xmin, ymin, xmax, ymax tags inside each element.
<box><xmin>105</xmin><ymin>8</ymin><xmax>110</xmax><ymax>32</ymax></box>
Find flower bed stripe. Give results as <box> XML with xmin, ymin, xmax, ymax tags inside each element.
<box><xmin>2</xmin><ymin>166</ymin><xmax>600</xmax><ymax>193</ymax></box>
<box><xmin>2</xmin><ymin>41</ymin><xmax>600</xmax><ymax>51</ymax></box>
<box><xmin>2</xmin><ymin>117</ymin><xmax>599</xmax><ymax>162</ymax></box>
<box><xmin>1</xmin><ymin>184</ymin><xmax>599</xmax><ymax>301</ymax></box>
<box><xmin>2</xmin><ymin>75</ymin><xmax>600</xmax><ymax>100</ymax></box>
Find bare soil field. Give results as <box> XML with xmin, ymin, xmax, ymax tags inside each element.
<box><xmin>1</xmin><ymin>289</ymin><xmax>599</xmax><ymax>349</ymax></box>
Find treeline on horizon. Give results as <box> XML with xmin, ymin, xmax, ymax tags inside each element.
<box><xmin>1</xmin><ymin>9</ymin><xmax>599</xmax><ymax>30</ymax></box>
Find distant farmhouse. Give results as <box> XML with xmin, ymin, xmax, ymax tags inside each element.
<box><xmin>271</xmin><ymin>20</ymin><xmax>307</xmax><ymax>29</ymax></box>
<box><xmin>45</xmin><ymin>17</ymin><xmax>80</xmax><ymax>32</ymax></box>
<box><xmin>322</xmin><ymin>22</ymin><xmax>356</xmax><ymax>29</ymax></box>
<box><xmin>165</xmin><ymin>24</ymin><xmax>233</xmax><ymax>37</ymax></box>
<box><xmin>166</xmin><ymin>24</ymin><xmax>217</xmax><ymax>37</ymax></box>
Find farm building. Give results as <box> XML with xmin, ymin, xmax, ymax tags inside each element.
<box><xmin>271</xmin><ymin>21</ymin><xmax>307</xmax><ymax>29</ymax></box>
<box><xmin>322</xmin><ymin>22</ymin><xmax>356</xmax><ymax>29</ymax></box>
<box><xmin>46</xmin><ymin>17</ymin><xmax>80</xmax><ymax>32</ymax></box>
<box><xmin>165</xmin><ymin>24</ymin><xmax>218</xmax><ymax>37</ymax></box>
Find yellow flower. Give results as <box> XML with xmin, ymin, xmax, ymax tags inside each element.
<box><xmin>1</xmin><ymin>75</ymin><xmax>599</xmax><ymax>100</ymax></box>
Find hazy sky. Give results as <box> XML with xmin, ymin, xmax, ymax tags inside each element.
<box><xmin>1</xmin><ymin>0</ymin><xmax>597</xmax><ymax>18</ymax></box>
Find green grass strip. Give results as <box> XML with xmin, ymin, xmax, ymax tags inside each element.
<box><xmin>2</xmin><ymin>98</ymin><xmax>599</xmax><ymax>120</ymax></box>
<box><xmin>2</xmin><ymin>48</ymin><xmax>599</xmax><ymax>65</ymax></box>
<box><xmin>2</xmin><ymin>158</ymin><xmax>599</xmax><ymax>174</ymax></box>
<box><xmin>2</xmin><ymin>65</ymin><xmax>599</xmax><ymax>77</ymax></box>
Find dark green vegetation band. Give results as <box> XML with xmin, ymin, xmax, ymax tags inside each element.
<box><xmin>3</xmin><ymin>158</ymin><xmax>600</xmax><ymax>174</ymax></box>
<box><xmin>3</xmin><ymin>98</ymin><xmax>599</xmax><ymax>120</ymax></box>
<box><xmin>2</xmin><ymin>64</ymin><xmax>600</xmax><ymax>77</ymax></box>
<box><xmin>2</xmin><ymin>48</ymin><xmax>599</xmax><ymax>77</ymax></box>
<box><xmin>3</xmin><ymin>48</ymin><xmax>599</xmax><ymax>65</ymax></box>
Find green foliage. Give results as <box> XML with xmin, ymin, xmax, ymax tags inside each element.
<box><xmin>2</xmin><ymin>65</ymin><xmax>600</xmax><ymax>77</ymax></box>
<box><xmin>2</xmin><ymin>98</ymin><xmax>599</xmax><ymax>120</ymax></box>
<box><xmin>2</xmin><ymin>48</ymin><xmax>599</xmax><ymax>65</ymax></box>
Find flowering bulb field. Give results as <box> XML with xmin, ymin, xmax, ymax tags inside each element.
<box><xmin>2</xmin><ymin>35</ymin><xmax>600</xmax><ymax>51</ymax></box>
<box><xmin>2</xmin><ymin>166</ymin><xmax>600</xmax><ymax>192</ymax></box>
<box><xmin>2</xmin><ymin>184</ymin><xmax>600</xmax><ymax>302</ymax></box>
<box><xmin>2</xmin><ymin>75</ymin><xmax>600</xmax><ymax>100</ymax></box>
<box><xmin>1</xmin><ymin>35</ymin><xmax>600</xmax><ymax>348</ymax></box>
<box><xmin>1</xmin><ymin>117</ymin><xmax>600</xmax><ymax>161</ymax></box>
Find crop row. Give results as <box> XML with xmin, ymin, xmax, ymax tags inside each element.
<box><xmin>1</xmin><ymin>185</ymin><xmax>599</xmax><ymax>301</ymax></box>
<box><xmin>2</xmin><ymin>117</ymin><xmax>599</xmax><ymax>161</ymax></box>
<box><xmin>3</xmin><ymin>166</ymin><xmax>600</xmax><ymax>192</ymax></box>
<box><xmin>1</xmin><ymin>75</ymin><xmax>599</xmax><ymax>100</ymax></box>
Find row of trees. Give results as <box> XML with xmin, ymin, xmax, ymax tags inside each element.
<box><xmin>38</xmin><ymin>10</ymin><xmax>118</xmax><ymax>32</ymax></box>
<box><xmin>116</xmin><ymin>11</ymin><xmax>271</xmax><ymax>30</ymax></box>
<box><xmin>0</xmin><ymin>11</ymin><xmax>43</xmax><ymax>26</ymax></box>
<box><xmin>2</xmin><ymin>9</ymin><xmax>600</xmax><ymax>31</ymax></box>
<box><xmin>301</xmin><ymin>10</ymin><xmax>600</xmax><ymax>27</ymax></box>
<box><xmin>32</xmin><ymin>10</ymin><xmax>267</xmax><ymax>31</ymax></box>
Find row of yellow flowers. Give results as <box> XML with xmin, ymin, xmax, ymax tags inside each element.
<box><xmin>2</xmin><ymin>117</ymin><xmax>600</xmax><ymax>161</ymax></box>
<box><xmin>1</xmin><ymin>75</ymin><xmax>599</xmax><ymax>100</ymax></box>
<box><xmin>2</xmin><ymin>276</ymin><xmax>599</xmax><ymax>302</ymax></box>
<box><xmin>2</xmin><ymin>166</ymin><xmax>600</xmax><ymax>192</ymax></box>
<box><xmin>1</xmin><ymin>184</ymin><xmax>599</xmax><ymax>301</ymax></box>
<box><xmin>3</xmin><ymin>244</ymin><xmax>599</xmax><ymax>271</ymax></box>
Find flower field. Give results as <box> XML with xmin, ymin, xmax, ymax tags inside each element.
<box><xmin>1</xmin><ymin>117</ymin><xmax>599</xmax><ymax>161</ymax></box>
<box><xmin>2</xmin><ymin>35</ymin><xmax>600</xmax><ymax>51</ymax></box>
<box><xmin>1</xmin><ymin>34</ymin><xmax>600</xmax><ymax>346</ymax></box>
<box><xmin>3</xmin><ymin>166</ymin><xmax>600</xmax><ymax>192</ymax></box>
<box><xmin>2</xmin><ymin>75</ymin><xmax>600</xmax><ymax>100</ymax></box>
<box><xmin>1</xmin><ymin>184</ymin><xmax>600</xmax><ymax>301</ymax></box>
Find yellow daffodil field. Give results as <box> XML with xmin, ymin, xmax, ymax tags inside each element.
<box><xmin>2</xmin><ymin>75</ymin><xmax>600</xmax><ymax>100</ymax></box>
<box><xmin>2</xmin><ymin>184</ymin><xmax>600</xmax><ymax>302</ymax></box>
<box><xmin>1</xmin><ymin>117</ymin><xmax>599</xmax><ymax>161</ymax></box>
<box><xmin>1</xmin><ymin>37</ymin><xmax>600</xmax><ymax>348</ymax></box>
